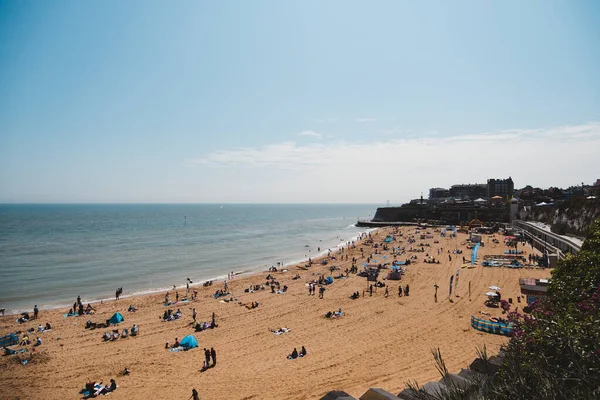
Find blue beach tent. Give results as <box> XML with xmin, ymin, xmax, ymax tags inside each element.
<box><xmin>180</xmin><ymin>335</ymin><xmax>198</xmax><ymax>349</ymax></box>
<box><xmin>109</xmin><ymin>312</ymin><xmax>124</xmax><ymax>325</ymax></box>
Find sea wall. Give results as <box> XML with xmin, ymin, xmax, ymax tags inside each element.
<box><xmin>371</xmin><ymin>206</ymin><xmax>509</xmax><ymax>225</ymax></box>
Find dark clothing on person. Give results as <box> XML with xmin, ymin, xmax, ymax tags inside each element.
<box><xmin>210</xmin><ymin>347</ymin><xmax>216</xmax><ymax>366</ymax></box>
<box><xmin>204</xmin><ymin>348</ymin><xmax>211</xmax><ymax>368</ymax></box>
<box><xmin>192</xmin><ymin>389</ymin><xmax>200</xmax><ymax>400</ymax></box>
<box><xmin>290</xmin><ymin>348</ymin><xmax>298</xmax><ymax>359</ymax></box>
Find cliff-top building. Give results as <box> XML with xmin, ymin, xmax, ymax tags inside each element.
<box><xmin>429</xmin><ymin>177</ymin><xmax>514</xmax><ymax>201</ymax></box>
<box><xmin>487</xmin><ymin>177</ymin><xmax>514</xmax><ymax>199</ymax></box>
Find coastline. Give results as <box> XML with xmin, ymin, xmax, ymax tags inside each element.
<box><xmin>0</xmin><ymin>225</ymin><xmax>378</xmax><ymax>316</ymax></box>
<box><xmin>0</xmin><ymin>225</ymin><xmax>552</xmax><ymax>399</ymax></box>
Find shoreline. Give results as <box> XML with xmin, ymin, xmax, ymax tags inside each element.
<box><xmin>1</xmin><ymin>226</ymin><xmax>378</xmax><ymax>316</ymax></box>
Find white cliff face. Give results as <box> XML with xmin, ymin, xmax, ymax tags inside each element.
<box><xmin>528</xmin><ymin>199</ymin><xmax>600</xmax><ymax>239</ymax></box>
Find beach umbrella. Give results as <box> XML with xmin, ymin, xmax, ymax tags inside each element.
<box><xmin>489</xmin><ymin>286</ymin><xmax>501</xmax><ymax>291</ymax></box>
<box><xmin>485</xmin><ymin>292</ymin><xmax>499</xmax><ymax>297</ymax></box>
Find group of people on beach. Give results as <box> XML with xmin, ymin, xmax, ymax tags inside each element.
<box><xmin>287</xmin><ymin>346</ymin><xmax>307</xmax><ymax>360</ymax></box>
<box><xmin>81</xmin><ymin>378</ymin><xmax>117</xmax><ymax>398</ymax></box>
<box><xmin>5</xmin><ymin>225</ymin><xmax>425</xmax><ymax>400</ymax></box>
<box><xmin>162</xmin><ymin>308</ymin><xmax>183</xmax><ymax>321</ymax></box>
<box><xmin>102</xmin><ymin>324</ymin><xmax>138</xmax><ymax>341</ymax></box>
<box><xmin>201</xmin><ymin>347</ymin><xmax>217</xmax><ymax>371</ymax></box>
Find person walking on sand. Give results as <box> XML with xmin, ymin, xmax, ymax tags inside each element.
<box><xmin>204</xmin><ymin>348</ymin><xmax>211</xmax><ymax>369</ymax></box>
<box><xmin>385</xmin><ymin>287</ymin><xmax>389</xmax><ymax>298</ymax></box>
<box><xmin>189</xmin><ymin>388</ymin><xmax>200</xmax><ymax>400</ymax></box>
<box><xmin>33</xmin><ymin>305</ymin><xmax>39</xmax><ymax>319</ymax></box>
<box><xmin>210</xmin><ymin>347</ymin><xmax>216</xmax><ymax>366</ymax></box>
<box><xmin>192</xmin><ymin>308</ymin><xmax>197</xmax><ymax>322</ymax></box>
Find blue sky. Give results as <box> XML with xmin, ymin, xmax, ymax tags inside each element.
<box><xmin>1</xmin><ymin>0</ymin><xmax>599</xmax><ymax>203</ymax></box>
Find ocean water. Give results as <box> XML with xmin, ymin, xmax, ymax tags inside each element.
<box><xmin>0</xmin><ymin>204</ymin><xmax>377</xmax><ymax>314</ymax></box>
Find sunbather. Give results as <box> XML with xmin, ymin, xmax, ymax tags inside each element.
<box><xmin>99</xmin><ymin>379</ymin><xmax>117</xmax><ymax>395</ymax></box>
<box><xmin>20</xmin><ymin>335</ymin><xmax>30</xmax><ymax>346</ymax></box>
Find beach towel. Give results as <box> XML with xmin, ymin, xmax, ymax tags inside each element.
<box><xmin>169</xmin><ymin>346</ymin><xmax>185</xmax><ymax>352</ymax></box>
<box><xmin>0</xmin><ymin>333</ymin><xmax>19</xmax><ymax>347</ymax></box>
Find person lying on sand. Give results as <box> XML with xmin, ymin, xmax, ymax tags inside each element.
<box><xmin>270</xmin><ymin>327</ymin><xmax>290</xmax><ymax>335</ymax></box>
<box><xmin>325</xmin><ymin>308</ymin><xmax>344</xmax><ymax>318</ymax></box>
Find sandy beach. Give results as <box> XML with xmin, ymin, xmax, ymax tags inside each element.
<box><xmin>0</xmin><ymin>226</ymin><xmax>551</xmax><ymax>399</ymax></box>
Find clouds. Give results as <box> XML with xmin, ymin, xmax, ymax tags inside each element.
<box><xmin>187</xmin><ymin>122</ymin><xmax>600</xmax><ymax>203</ymax></box>
<box><xmin>356</xmin><ymin>118</ymin><xmax>377</xmax><ymax>122</ymax></box>
<box><xmin>297</xmin><ymin>130</ymin><xmax>322</xmax><ymax>138</ymax></box>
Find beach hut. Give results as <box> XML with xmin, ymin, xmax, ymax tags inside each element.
<box><xmin>108</xmin><ymin>312</ymin><xmax>124</xmax><ymax>325</ymax></box>
<box><xmin>180</xmin><ymin>335</ymin><xmax>198</xmax><ymax>349</ymax></box>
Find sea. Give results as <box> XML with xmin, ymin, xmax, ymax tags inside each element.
<box><xmin>0</xmin><ymin>204</ymin><xmax>378</xmax><ymax>314</ymax></box>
